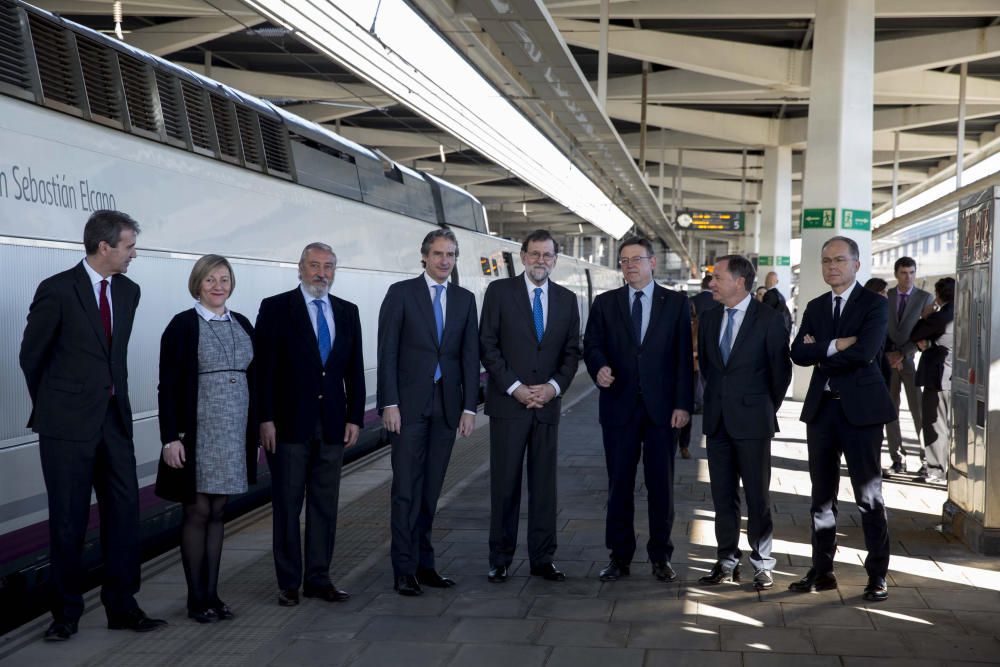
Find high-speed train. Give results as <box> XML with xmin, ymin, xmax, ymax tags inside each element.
<box><xmin>0</xmin><ymin>0</ymin><xmax>621</xmax><ymax>629</ymax></box>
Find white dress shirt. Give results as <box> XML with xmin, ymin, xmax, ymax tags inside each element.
<box><xmin>628</xmin><ymin>280</ymin><xmax>655</xmax><ymax>342</ymax></box>
<box><xmin>300</xmin><ymin>283</ymin><xmax>336</xmax><ymax>346</ymax></box>
<box><xmin>82</xmin><ymin>258</ymin><xmax>113</xmax><ymax>331</ymax></box>
<box><xmin>424</xmin><ymin>271</ymin><xmax>449</xmax><ymax>327</ymax></box>
<box><xmin>507</xmin><ymin>274</ymin><xmax>561</xmax><ymax>397</ymax></box>
<box><xmin>717</xmin><ymin>292</ymin><xmax>753</xmax><ymax>347</ymax></box>
<box><xmin>194</xmin><ymin>301</ymin><xmax>231</xmax><ymax>321</ymax></box>
<box><xmin>825</xmin><ymin>281</ymin><xmax>858</xmax><ymax>357</ymax></box>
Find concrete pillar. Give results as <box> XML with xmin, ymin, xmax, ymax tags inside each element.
<box><xmin>793</xmin><ymin>0</ymin><xmax>875</xmax><ymax>399</ymax></box>
<box><xmin>759</xmin><ymin>146</ymin><xmax>793</xmax><ymax>298</ymax></box>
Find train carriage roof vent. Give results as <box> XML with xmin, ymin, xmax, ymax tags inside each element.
<box><xmin>209</xmin><ymin>92</ymin><xmax>241</xmax><ymax>162</ymax></box>
<box><xmin>180</xmin><ymin>78</ymin><xmax>214</xmax><ymax>153</ymax></box>
<box><xmin>235</xmin><ymin>105</ymin><xmax>263</xmax><ymax>169</ymax></box>
<box><xmin>0</xmin><ymin>3</ymin><xmax>32</xmax><ymax>96</ymax></box>
<box><xmin>118</xmin><ymin>52</ymin><xmax>158</xmax><ymax>135</ymax></box>
<box><xmin>154</xmin><ymin>70</ymin><xmax>186</xmax><ymax>144</ymax></box>
<box><xmin>259</xmin><ymin>115</ymin><xmax>291</xmax><ymax>177</ymax></box>
<box><xmin>76</xmin><ymin>36</ymin><xmax>123</xmax><ymax>126</ymax></box>
<box><xmin>27</xmin><ymin>13</ymin><xmax>81</xmax><ymax>111</ymax></box>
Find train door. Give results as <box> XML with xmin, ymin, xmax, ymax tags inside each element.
<box><xmin>584</xmin><ymin>268</ymin><xmax>594</xmax><ymax>307</ymax></box>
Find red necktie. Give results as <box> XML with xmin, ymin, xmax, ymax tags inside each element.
<box><xmin>99</xmin><ymin>279</ymin><xmax>112</xmax><ymax>345</ymax></box>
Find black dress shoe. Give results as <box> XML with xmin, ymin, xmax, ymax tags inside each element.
<box><xmin>278</xmin><ymin>589</ymin><xmax>300</xmax><ymax>606</ymax></box>
<box><xmin>863</xmin><ymin>576</ymin><xmax>889</xmax><ymax>602</ymax></box>
<box><xmin>530</xmin><ymin>563</ymin><xmax>566</xmax><ymax>581</ymax></box>
<box><xmin>211</xmin><ymin>600</ymin><xmax>234</xmax><ymax>620</ymax></box>
<box><xmin>394</xmin><ymin>575</ymin><xmax>423</xmax><ymax>596</ymax></box>
<box><xmin>788</xmin><ymin>568</ymin><xmax>838</xmax><ymax>592</ymax></box>
<box><xmin>488</xmin><ymin>565</ymin><xmax>508</xmax><ymax>583</ymax></box>
<box><xmin>599</xmin><ymin>560</ymin><xmax>630</xmax><ymax>581</ymax></box>
<box><xmin>43</xmin><ymin>620</ymin><xmax>78</xmax><ymax>641</ymax></box>
<box><xmin>304</xmin><ymin>584</ymin><xmax>351</xmax><ymax>602</ymax></box>
<box><xmin>698</xmin><ymin>562</ymin><xmax>741</xmax><ymax>585</ymax></box>
<box><xmin>651</xmin><ymin>561</ymin><xmax>677</xmax><ymax>582</ymax></box>
<box><xmin>416</xmin><ymin>568</ymin><xmax>456</xmax><ymax>588</ymax></box>
<box><xmin>107</xmin><ymin>609</ymin><xmax>168</xmax><ymax>632</ymax></box>
<box><xmin>188</xmin><ymin>607</ymin><xmax>220</xmax><ymax>624</ymax></box>
<box><xmin>752</xmin><ymin>569</ymin><xmax>774</xmax><ymax>590</ymax></box>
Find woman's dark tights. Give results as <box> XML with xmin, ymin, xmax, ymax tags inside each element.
<box><xmin>181</xmin><ymin>493</ymin><xmax>228</xmax><ymax>610</ymax></box>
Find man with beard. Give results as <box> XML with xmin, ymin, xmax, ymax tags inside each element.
<box><xmin>481</xmin><ymin>229</ymin><xmax>582</xmax><ymax>583</ymax></box>
<box><xmin>256</xmin><ymin>242</ymin><xmax>365</xmax><ymax>607</ymax></box>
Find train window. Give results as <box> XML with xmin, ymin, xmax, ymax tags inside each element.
<box><xmin>491</xmin><ymin>258</ymin><xmax>499</xmax><ymax>275</ymax></box>
<box><xmin>180</xmin><ymin>79</ymin><xmax>216</xmax><ymax>155</ymax></box>
<box><xmin>117</xmin><ymin>53</ymin><xmax>159</xmax><ymax>136</ymax></box>
<box><xmin>480</xmin><ymin>257</ymin><xmax>492</xmax><ymax>275</ymax></box>
<box><xmin>934</xmin><ymin>235</ymin><xmax>942</xmax><ymax>252</ymax></box>
<box><xmin>0</xmin><ymin>3</ymin><xmax>34</xmax><ymax>100</ymax></box>
<box><xmin>76</xmin><ymin>35</ymin><xmax>124</xmax><ymax>128</ymax></box>
<box><xmin>27</xmin><ymin>14</ymin><xmax>83</xmax><ymax>114</ymax></box>
<box><xmin>154</xmin><ymin>70</ymin><xmax>188</xmax><ymax>147</ymax></box>
<box><xmin>210</xmin><ymin>93</ymin><xmax>242</xmax><ymax>164</ymax></box>
<box><xmin>290</xmin><ymin>135</ymin><xmax>363</xmax><ymax>201</ymax></box>
<box><xmin>440</xmin><ymin>186</ymin><xmax>476</xmax><ymax>230</ymax></box>
<box><xmin>502</xmin><ymin>252</ymin><xmax>515</xmax><ymax>277</ymax></box>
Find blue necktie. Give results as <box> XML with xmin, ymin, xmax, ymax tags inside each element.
<box><xmin>532</xmin><ymin>287</ymin><xmax>544</xmax><ymax>343</ymax></box>
<box><xmin>631</xmin><ymin>290</ymin><xmax>644</xmax><ymax>343</ymax></box>
<box><xmin>720</xmin><ymin>307</ymin><xmax>736</xmax><ymax>366</ymax></box>
<box><xmin>312</xmin><ymin>299</ymin><xmax>331</xmax><ymax>365</ymax></box>
<box><xmin>433</xmin><ymin>284</ymin><xmax>444</xmax><ymax>381</ymax></box>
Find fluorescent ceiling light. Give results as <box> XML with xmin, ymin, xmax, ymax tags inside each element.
<box><xmin>241</xmin><ymin>0</ymin><xmax>634</xmax><ymax>238</ymax></box>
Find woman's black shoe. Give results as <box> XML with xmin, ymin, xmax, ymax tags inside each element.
<box><xmin>188</xmin><ymin>607</ymin><xmax>221</xmax><ymax>624</ymax></box>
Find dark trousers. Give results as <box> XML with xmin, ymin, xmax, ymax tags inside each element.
<box><xmin>706</xmin><ymin>431</ymin><xmax>775</xmax><ymax>572</ymax></box>
<box><xmin>886</xmin><ymin>356</ymin><xmax>923</xmax><ymax>462</ymax></box>
<box><xmin>602</xmin><ymin>401</ymin><xmax>676</xmax><ymax>564</ymax></box>
<box><xmin>489</xmin><ymin>413</ymin><xmax>558</xmax><ymax>568</ymax></box>
<box><xmin>806</xmin><ymin>396</ymin><xmax>890</xmax><ymax>578</ymax></box>
<box><xmin>39</xmin><ymin>398</ymin><xmax>140</xmax><ymax>623</ymax></box>
<box><xmin>921</xmin><ymin>388</ymin><xmax>951</xmax><ymax>476</ymax></box>
<box><xmin>267</xmin><ymin>430</ymin><xmax>344</xmax><ymax>590</ymax></box>
<box><xmin>390</xmin><ymin>384</ymin><xmax>457</xmax><ymax>576</ymax></box>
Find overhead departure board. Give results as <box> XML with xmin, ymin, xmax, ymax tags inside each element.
<box><xmin>677</xmin><ymin>211</ymin><xmax>744</xmax><ymax>232</ymax></box>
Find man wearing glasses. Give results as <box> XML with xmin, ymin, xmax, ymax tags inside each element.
<box><xmin>584</xmin><ymin>236</ymin><xmax>693</xmax><ymax>583</ymax></box>
<box><xmin>480</xmin><ymin>229</ymin><xmax>582</xmax><ymax>583</ymax></box>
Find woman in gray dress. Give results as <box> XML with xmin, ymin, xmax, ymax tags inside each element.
<box><xmin>155</xmin><ymin>255</ymin><xmax>257</xmax><ymax>623</ymax></box>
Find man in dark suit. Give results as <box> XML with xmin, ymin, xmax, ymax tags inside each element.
<box><xmin>697</xmin><ymin>256</ymin><xmax>791</xmax><ymax>591</ymax></box>
<box><xmin>378</xmin><ymin>229</ymin><xmax>479</xmax><ymax>596</ymax></box>
<box><xmin>20</xmin><ymin>210</ymin><xmax>166</xmax><ymax>641</ymax></box>
<box><xmin>885</xmin><ymin>257</ymin><xmax>935</xmax><ymax>474</ymax></box>
<box><xmin>789</xmin><ymin>236</ymin><xmax>896</xmax><ymax>602</ymax></box>
<box><xmin>690</xmin><ymin>273</ymin><xmax>717</xmax><ymax>317</ymax></box>
<box><xmin>481</xmin><ymin>229</ymin><xmax>581</xmax><ymax>583</ymax></box>
<box><xmin>584</xmin><ymin>236</ymin><xmax>693</xmax><ymax>583</ymax></box>
<box><xmin>256</xmin><ymin>242</ymin><xmax>365</xmax><ymax>606</ymax></box>
<box><xmin>761</xmin><ymin>271</ymin><xmax>793</xmax><ymax>334</ymax></box>
<box><xmin>677</xmin><ymin>273</ymin><xmax>717</xmax><ymax>458</ymax></box>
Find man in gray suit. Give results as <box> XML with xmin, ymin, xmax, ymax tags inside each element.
<box><xmin>885</xmin><ymin>257</ymin><xmax>934</xmax><ymax>474</ymax></box>
<box><xmin>378</xmin><ymin>229</ymin><xmax>479</xmax><ymax>596</ymax></box>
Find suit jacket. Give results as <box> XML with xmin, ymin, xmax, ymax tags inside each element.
<box><xmin>377</xmin><ymin>275</ymin><xmax>479</xmax><ymax>429</ymax></box>
<box><xmin>886</xmin><ymin>286</ymin><xmax>934</xmax><ymax>356</ymax></box>
<box><xmin>480</xmin><ymin>274</ymin><xmax>581</xmax><ymax>424</ymax></box>
<box><xmin>762</xmin><ymin>287</ymin><xmax>793</xmax><ymax>333</ymax></box>
<box><xmin>698</xmin><ymin>298</ymin><xmax>791</xmax><ymax>439</ymax></box>
<box><xmin>911</xmin><ymin>302</ymin><xmax>954</xmax><ymax>392</ymax></box>
<box><xmin>690</xmin><ymin>290</ymin><xmax>717</xmax><ymax>318</ymax></box>
<box><xmin>584</xmin><ymin>283</ymin><xmax>693</xmax><ymax>427</ymax></box>
<box><xmin>791</xmin><ymin>283</ymin><xmax>895</xmax><ymax>427</ymax></box>
<box><xmin>255</xmin><ymin>287</ymin><xmax>365</xmax><ymax>443</ymax></box>
<box><xmin>20</xmin><ymin>261</ymin><xmax>140</xmax><ymax>441</ymax></box>
<box><xmin>154</xmin><ymin>309</ymin><xmax>258</xmax><ymax>503</ymax></box>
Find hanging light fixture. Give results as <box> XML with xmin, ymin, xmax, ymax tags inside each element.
<box><xmin>112</xmin><ymin>1</ymin><xmax>124</xmax><ymax>40</ymax></box>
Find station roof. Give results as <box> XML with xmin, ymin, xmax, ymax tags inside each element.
<box><xmin>31</xmin><ymin>0</ymin><xmax>1000</xmax><ymax>255</ymax></box>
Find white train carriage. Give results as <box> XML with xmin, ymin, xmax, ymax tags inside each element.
<box><xmin>0</xmin><ymin>0</ymin><xmax>622</xmax><ymax>629</ymax></box>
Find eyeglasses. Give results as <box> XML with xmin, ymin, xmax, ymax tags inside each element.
<box><xmin>525</xmin><ymin>251</ymin><xmax>557</xmax><ymax>261</ymax></box>
<box><xmin>618</xmin><ymin>256</ymin><xmax>652</xmax><ymax>267</ymax></box>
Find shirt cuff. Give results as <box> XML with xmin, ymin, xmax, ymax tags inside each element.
<box><xmin>383</xmin><ymin>404</ymin><xmax>398</xmax><ymax>409</ymax></box>
<box><xmin>462</xmin><ymin>409</ymin><xmax>477</xmax><ymax>416</ymax></box>
<box><xmin>826</xmin><ymin>340</ymin><xmax>838</xmax><ymax>357</ymax></box>
<box><xmin>506</xmin><ymin>381</ymin><xmax>522</xmax><ymax>395</ymax></box>
<box><xmin>548</xmin><ymin>379</ymin><xmax>561</xmax><ymax>396</ymax></box>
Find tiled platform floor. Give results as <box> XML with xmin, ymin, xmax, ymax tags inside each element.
<box><xmin>2</xmin><ymin>386</ymin><xmax>998</xmax><ymax>666</ymax></box>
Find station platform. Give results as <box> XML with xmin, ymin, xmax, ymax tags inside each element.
<box><xmin>2</xmin><ymin>385</ymin><xmax>999</xmax><ymax>667</ymax></box>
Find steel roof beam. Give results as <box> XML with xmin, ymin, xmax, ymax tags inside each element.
<box><xmin>546</xmin><ymin>0</ymin><xmax>1000</xmax><ymax>19</ymax></box>
<box><xmin>128</xmin><ymin>16</ymin><xmax>265</xmax><ymax>56</ymax></box>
